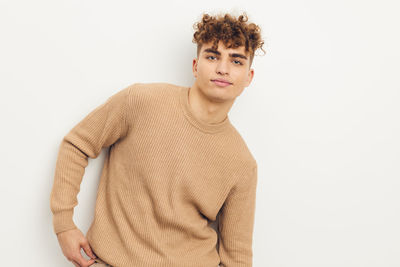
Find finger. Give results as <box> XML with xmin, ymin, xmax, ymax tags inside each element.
<box><xmin>73</xmin><ymin>251</ymin><xmax>95</xmax><ymax>267</ymax></box>
<box><xmin>77</xmin><ymin>256</ymin><xmax>96</xmax><ymax>267</ymax></box>
<box><xmin>82</xmin><ymin>241</ymin><xmax>97</xmax><ymax>259</ymax></box>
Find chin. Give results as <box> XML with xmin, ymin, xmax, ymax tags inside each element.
<box><xmin>208</xmin><ymin>88</ymin><xmax>232</xmax><ymax>102</ymax></box>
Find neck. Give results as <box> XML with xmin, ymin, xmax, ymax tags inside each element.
<box><xmin>188</xmin><ymin>82</ymin><xmax>233</xmax><ymax>124</ymax></box>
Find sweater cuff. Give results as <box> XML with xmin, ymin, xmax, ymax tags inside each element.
<box><xmin>52</xmin><ymin>210</ymin><xmax>78</xmax><ymax>235</ymax></box>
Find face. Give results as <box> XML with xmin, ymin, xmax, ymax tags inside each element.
<box><xmin>192</xmin><ymin>40</ymin><xmax>254</xmax><ymax>103</ymax></box>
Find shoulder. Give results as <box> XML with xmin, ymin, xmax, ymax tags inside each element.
<box><xmin>125</xmin><ymin>82</ymin><xmax>183</xmax><ymax>99</ymax></box>
<box><xmin>120</xmin><ymin>82</ymin><xmax>185</xmax><ymax>121</ymax></box>
<box><xmin>107</xmin><ymin>82</ymin><xmax>182</xmax><ymax>107</ymax></box>
<box><xmin>225</xmin><ymin>124</ymin><xmax>257</xmax><ymax>168</ymax></box>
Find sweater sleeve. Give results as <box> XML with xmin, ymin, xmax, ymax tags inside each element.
<box><xmin>218</xmin><ymin>164</ymin><xmax>258</xmax><ymax>267</ymax></box>
<box><xmin>49</xmin><ymin>86</ymin><xmax>131</xmax><ymax>235</ymax></box>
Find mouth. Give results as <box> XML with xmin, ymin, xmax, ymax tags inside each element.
<box><xmin>211</xmin><ymin>79</ymin><xmax>232</xmax><ymax>87</ymax></box>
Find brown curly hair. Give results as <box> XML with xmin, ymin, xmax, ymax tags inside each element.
<box><xmin>192</xmin><ymin>12</ymin><xmax>266</xmax><ymax>67</ymax></box>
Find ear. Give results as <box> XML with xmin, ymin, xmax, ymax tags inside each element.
<box><xmin>245</xmin><ymin>68</ymin><xmax>254</xmax><ymax>87</ymax></box>
<box><xmin>192</xmin><ymin>58</ymin><xmax>198</xmax><ymax>78</ymax></box>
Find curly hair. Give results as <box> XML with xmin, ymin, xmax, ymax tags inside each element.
<box><xmin>192</xmin><ymin>12</ymin><xmax>266</xmax><ymax>67</ymax></box>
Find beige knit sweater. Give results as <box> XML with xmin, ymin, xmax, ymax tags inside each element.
<box><xmin>50</xmin><ymin>82</ymin><xmax>258</xmax><ymax>267</ymax></box>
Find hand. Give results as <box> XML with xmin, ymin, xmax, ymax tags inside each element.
<box><xmin>56</xmin><ymin>228</ymin><xmax>97</xmax><ymax>267</ymax></box>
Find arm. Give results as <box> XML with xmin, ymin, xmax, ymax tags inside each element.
<box><xmin>49</xmin><ymin>85</ymin><xmax>131</xmax><ymax>235</ymax></box>
<box><xmin>218</xmin><ymin>165</ymin><xmax>258</xmax><ymax>267</ymax></box>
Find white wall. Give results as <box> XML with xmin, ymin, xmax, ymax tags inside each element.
<box><xmin>1</xmin><ymin>0</ymin><xmax>399</xmax><ymax>266</ymax></box>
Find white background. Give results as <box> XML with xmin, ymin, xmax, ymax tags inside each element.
<box><xmin>1</xmin><ymin>0</ymin><xmax>399</xmax><ymax>266</ymax></box>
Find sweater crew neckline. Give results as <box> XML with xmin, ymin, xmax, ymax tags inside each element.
<box><xmin>179</xmin><ymin>86</ymin><xmax>231</xmax><ymax>134</ymax></box>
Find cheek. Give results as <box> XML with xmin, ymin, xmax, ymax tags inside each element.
<box><xmin>197</xmin><ymin>66</ymin><xmax>211</xmax><ymax>79</ymax></box>
<box><xmin>233</xmin><ymin>71</ymin><xmax>247</xmax><ymax>82</ymax></box>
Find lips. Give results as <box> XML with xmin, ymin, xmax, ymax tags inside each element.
<box><xmin>211</xmin><ymin>79</ymin><xmax>232</xmax><ymax>87</ymax></box>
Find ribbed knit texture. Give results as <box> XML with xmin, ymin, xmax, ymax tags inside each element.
<box><xmin>50</xmin><ymin>82</ymin><xmax>258</xmax><ymax>267</ymax></box>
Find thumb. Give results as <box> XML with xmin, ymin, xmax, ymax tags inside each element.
<box><xmin>81</xmin><ymin>240</ymin><xmax>97</xmax><ymax>259</ymax></box>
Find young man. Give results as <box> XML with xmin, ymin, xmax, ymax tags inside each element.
<box><xmin>50</xmin><ymin>12</ymin><xmax>265</xmax><ymax>267</ymax></box>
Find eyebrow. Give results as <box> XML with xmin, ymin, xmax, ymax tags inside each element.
<box><xmin>203</xmin><ymin>48</ymin><xmax>248</xmax><ymax>60</ymax></box>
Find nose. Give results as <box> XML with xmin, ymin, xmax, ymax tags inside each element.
<box><xmin>215</xmin><ymin>58</ymin><xmax>229</xmax><ymax>76</ymax></box>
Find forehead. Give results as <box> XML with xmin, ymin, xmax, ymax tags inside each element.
<box><xmin>201</xmin><ymin>41</ymin><xmax>247</xmax><ymax>54</ymax></box>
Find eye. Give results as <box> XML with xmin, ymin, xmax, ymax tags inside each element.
<box><xmin>233</xmin><ymin>60</ymin><xmax>243</xmax><ymax>65</ymax></box>
<box><xmin>206</xmin><ymin>55</ymin><xmax>217</xmax><ymax>60</ymax></box>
